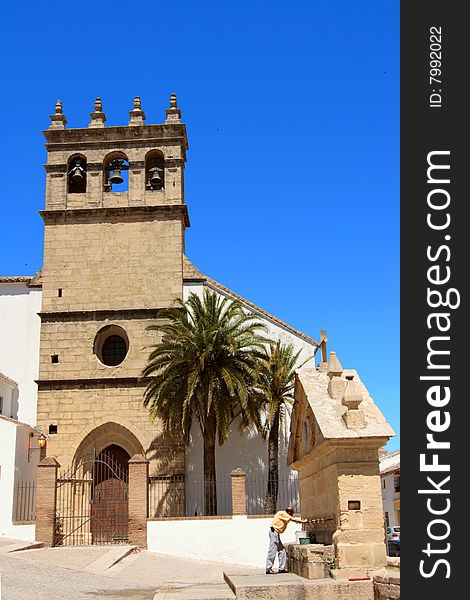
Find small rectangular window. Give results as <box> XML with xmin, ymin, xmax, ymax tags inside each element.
<box><xmin>0</xmin><ymin>396</ymin><xmax>3</xmax><ymax>414</ymax></box>
<box><xmin>48</xmin><ymin>424</ymin><xmax>58</xmax><ymax>434</ymax></box>
<box><xmin>51</xmin><ymin>354</ymin><xmax>59</xmax><ymax>364</ymax></box>
<box><xmin>394</xmin><ymin>474</ymin><xmax>400</xmax><ymax>492</ymax></box>
<box><xmin>58</xmin><ymin>289</ymin><xmax>63</xmax><ymax>297</ymax></box>
<box><xmin>348</xmin><ymin>500</ymin><xmax>361</xmax><ymax>510</ymax></box>
<box><xmin>382</xmin><ymin>479</ymin><xmax>386</xmax><ymax>489</ymax></box>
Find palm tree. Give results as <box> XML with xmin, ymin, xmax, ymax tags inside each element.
<box><xmin>258</xmin><ymin>340</ymin><xmax>312</xmax><ymax>514</ymax></box>
<box><xmin>142</xmin><ymin>289</ymin><xmax>267</xmax><ymax>515</ymax></box>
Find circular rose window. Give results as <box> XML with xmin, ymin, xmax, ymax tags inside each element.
<box><xmin>94</xmin><ymin>325</ymin><xmax>129</xmax><ymax>366</ymax></box>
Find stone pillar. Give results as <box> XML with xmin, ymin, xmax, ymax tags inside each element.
<box><xmin>128</xmin><ymin>454</ymin><xmax>149</xmax><ymax>548</ymax></box>
<box><xmin>231</xmin><ymin>468</ymin><xmax>246</xmax><ymax>515</ymax></box>
<box><xmin>35</xmin><ymin>456</ymin><xmax>60</xmax><ymax>547</ymax></box>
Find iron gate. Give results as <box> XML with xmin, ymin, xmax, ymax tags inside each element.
<box><xmin>55</xmin><ymin>450</ymin><xmax>128</xmax><ymax>546</ymax></box>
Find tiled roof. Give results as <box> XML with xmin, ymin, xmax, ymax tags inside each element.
<box><xmin>183</xmin><ymin>256</ymin><xmax>320</xmax><ymax>347</ymax></box>
<box><xmin>0</xmin><ymin>372</ymin><xmax>18</xmax><ymax>387</ymax></box>
<box><xmin>0</xmin><ymin>270</ymin><xmax>42</xmax><ymax>286</ymax></box>
<box><xmin>0</xmin><ymin>276</ymin><xmax>32</xmax><ymax>283</ymax></box>
<box><xmin>380</xmin><ymin>450</ymin><xmax>400</xmax><ymax>474</ymax></box>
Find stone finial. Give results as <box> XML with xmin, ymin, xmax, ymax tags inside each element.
<box><xmin>89</xmin><ymin>97</ymin><xmax>106</xmax><ymax>128</ymax></box>
<box><xmin>49</xmin><ymin>99</ymin><xmax>67</xmax><ymax>129</ymax></box>
<box><xmin>342</xmin><ymin>380</ymin><xmax>363</xmax><ymax>410</ymax></box>
<box><xmin>128</xmin><ymin>95</ymin><xmax>146</xmax><ymax>126</ymax></box>
<box><xmin>231</xmin><ymin>468</ymin><xmax>246</xmax><ymax>477</ymax></box>
<box><xmin>165</xmin><ymin>92</ymin><xmax>181</xmax><ymax>124</ymax></box>
<box><xmin>342</xmin><ymin>381</ymin><xmax>366</xmax><ymax>429</ymax></box>
<box><xmin>327</xmin><ymin>351</ymin><xmax>343</xmax><ymax>378</ymax></box>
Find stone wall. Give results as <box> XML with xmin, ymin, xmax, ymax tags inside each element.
<box><xmin>286</xmin><ymin>543</ymin><xmax>334</xmax><ymax>579</ymax></box>
<box><xmin>37</xmin><ymin>386</ymin><xmax>185</xmax><ymax>475</ymax></box>
<box><xmin>373</xmin><ymin>571</ymin><xmax>400</xmax><ymax>600</ymax></box>
<box><xmin>41</xmin><ymin>216</ymin><xmax>183</xmax><ymax>312</ymax></box>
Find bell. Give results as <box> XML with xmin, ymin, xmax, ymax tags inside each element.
<box><xmin>70</xmin><ymin>165</ymin><xmax>84</xmax><ymax>182</ymax></box>
<box><xmin>109</xmin><ymin>169</ymin><xmax>123</xmax><ymax>185</ymax></box>
<box><xmin>150</xmin><ymin>169</ymin><xmax>162</xmax><ymax>187</ymax></box>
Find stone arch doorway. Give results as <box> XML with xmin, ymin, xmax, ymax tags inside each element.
<box><xmin>91</xmin><ymin>444</ymin><xmax>130</xmax><ymax>544</ymax></box>
<box><xmin>72</xmin><ymin>421</ymin><xmax>145</xmax><ymax>464</ymax></box>
<box><xmin>55</xmin><ymin>423</ymin><xmax>145</xmax><ymax>546</ymax></box>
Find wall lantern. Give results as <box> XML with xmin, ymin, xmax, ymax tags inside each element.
<box><xmin>28</xmin><ymin>432</ymin><xmax>47</xmax><ymax>462</ymax></box>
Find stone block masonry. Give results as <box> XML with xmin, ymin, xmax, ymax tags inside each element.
<box><xmin>36</xmin><ymin>96</ymin><xmax>189</xmax><ymax>479</ymax></box>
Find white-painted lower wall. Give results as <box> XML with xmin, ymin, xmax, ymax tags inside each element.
<box><xmin>0</xmin><ymin>418</ymin><xmax>38</xmax><ymax>540</ymax></box>
<box><xmin>0</xmin><ymin>420</ymin><xmax>18</xmax><ymax>537</ymax></box>
<box><xmin>147</xmin><ymin>515</ymin><xmax>299</xmax><ymax>567</ymax></box>
<box><xmin>1</xmin><ymin>524</ymin><xmax>36</xmax><ymax>541</ymax></box>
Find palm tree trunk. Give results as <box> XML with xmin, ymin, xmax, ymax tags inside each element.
<box><xmin>265</xmin><ymin>408</ymin><xmax>280</xmax><ymax>514</ymax></box>
<box><xmin>203</xmin><ymin>432</ymin><xmax>217</xmax><ymax>516</ymax></box>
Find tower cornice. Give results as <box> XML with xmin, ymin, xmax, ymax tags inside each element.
<box><xmin>43</xmin><ymin>123</ymin><xmax>188</xmax><ymax>153</ymax></box>
<box><xmin>39</xmin><ymin>205</ymin><xmax>190</xmax><ymax>227</ymax></box>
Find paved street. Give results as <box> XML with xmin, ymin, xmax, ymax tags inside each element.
<box><xmin>0</xmin><ymin>552</ymin><xmax>156</xmax><ymax>600</ymax></box>
<box><xmin>0</xmin><ymin>545</ymin><xmax>260</xmax><ymax>600</ymax></box>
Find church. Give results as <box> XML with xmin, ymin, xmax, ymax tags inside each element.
<box><xmin>0</xmin><ymin>95</ymin><xmax>320</xmax><ymax>540</ymax></box>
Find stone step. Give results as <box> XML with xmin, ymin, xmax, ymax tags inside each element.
<box><xmin>224</xmin><ymin>571</ymin><xmax>375</xmax><ymax>600</ymax></box>
<box><xmin>224</xmin><ymin>572</ymin><xmax>305</xmax><ymax>600</ymax></box>
<box><xmin>153</xmin><ymin>581</ymin><xmax>235</xmax><ymax>600</ymax></box>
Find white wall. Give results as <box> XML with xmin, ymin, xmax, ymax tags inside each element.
<box><xmin>183</xmin><ymin>282</ymin><xmax>315</xmax><ymax>365</ymax></box>
<box><xmin>0</xmin><ymin>283</ymin><xmax>41</xmax><ymax>426</ymax></box>
<box><xmin>381</xmin><ymin>471</ymin><xmax>400</xmax><ymax>528</ymax></box>
<box><xmin>0</xmin><ymin>381</ymin><xmax>14</xmax><ymax>418</ymax></box>
<box><xmin>0</xmin><ymin>420</ymin><xmax>18</xmax><ymax>536</ymax></box>
<box><xmin>0</xmin><ymin>419</ymin><xmax>38</xmax><ymax>539</ymax></box>
<box><xmin>15</xmin><ymin>426</ymin><xmax>40</xmax><ymax>482</ymax></box>
<box><xmin>147</xmin><ymin>515</ymin><xmax>299</xmax><ymax>566</ymax></box>
<box><xmin>185</xmin><ymin>420</ymin><xmax>299</xmax><ymax>516</ymax></box>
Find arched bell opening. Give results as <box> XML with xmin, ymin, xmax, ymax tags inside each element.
<box><xmin>104</xmin><ymin>152</ymin><xmax>129</xmax><ymax>192</ymax></box>
<box><xmin>67</xmin><ymin>154</ymin><xmax>87</xmax><ymax>193</ymax></box>
<box><xmin>145</xmin><ymin>150</ymin><xmax>165</xmax><ymax>191</ymax></box>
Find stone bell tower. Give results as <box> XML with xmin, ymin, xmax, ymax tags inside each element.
<box><xmin>36</xmin><ymin>95</ymin><xmax>188</xmax><ymax>473</ymax></box>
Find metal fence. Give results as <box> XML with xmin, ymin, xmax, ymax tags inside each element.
<box><xmin>13</xmin><ymin>481</ymin><xmax>36</xmax><ymax>522</ymax></box>
<box><xmin>148</xmin><ymin>474</ymin><xmax>299</xmax><ymax>518</ymax></box>
<box><xmin>246</xmin><ymin>476</ymin><xmax>300</xmax><ymax>515</ymax></box>
<box><xmin>148</xmin><ymin>475</ymin><xmax>232</xmax><ymax>517</ymax></box>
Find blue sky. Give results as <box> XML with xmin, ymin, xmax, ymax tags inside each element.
<box><xmin>0</xmin><ymin>1</ymin><xmax>399</xmax><ymax>450</ymax></box>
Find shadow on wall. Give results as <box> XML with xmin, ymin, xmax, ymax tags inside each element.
<box><xmin>11</xmin><ymin>387</ymin><xmax>19</xmax><ymax>420</ymax></box>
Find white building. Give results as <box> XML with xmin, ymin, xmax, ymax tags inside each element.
<box><xmin>379</xmin><ymin>450</ymin><xmax>400</xmax><ymax>528</ymax></box>
<box><xmin>0</xmin><ymin>276</ymin><xmax>42</xmax><ymax>539</ymax></box>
